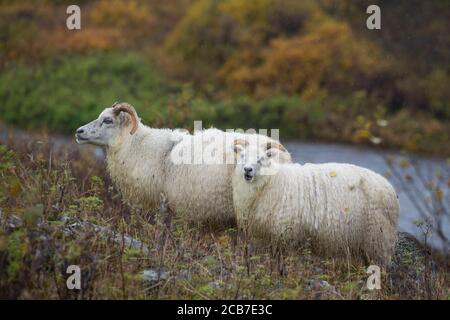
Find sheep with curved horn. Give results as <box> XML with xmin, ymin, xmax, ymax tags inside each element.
<box><xmin>75</xmin><ymin>102</ymin><xmax>292</xmax><ymax>228</ymax></box>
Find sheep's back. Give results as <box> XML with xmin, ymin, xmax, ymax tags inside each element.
<box><xmin>249</xmin><ymin>163</ymin><xmax>399</xmax><ymax>260</ymax></box>
<box><xmin>165</xmin><ymin>129</ymin><xmax>291</xmax><ymax>228</ymax></box>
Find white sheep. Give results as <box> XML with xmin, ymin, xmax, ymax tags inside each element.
<box><xmin>232</xmin><ymin>141</ymin><xmax>400</xmax><ymax>265</ymax></box>
<box><xmin>75</xmin><ymin>102</ymin><xmax>292</xmax><ymax>228</ymax></box>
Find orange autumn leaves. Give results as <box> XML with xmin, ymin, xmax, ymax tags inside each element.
<box><xmin>219</xmin><ymin>19</ymin><xmax>389</xmax><ymax>98</ymax></box>
<box><xmin>1</xmin><ymin>0</ymin><xmax>157</xmax><ymax>62</ymax></box>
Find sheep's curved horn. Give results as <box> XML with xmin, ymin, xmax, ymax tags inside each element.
<box><xmin>264</xmin><ymin>142</ymin><xmax>287</xmax><ymax>152</ymax></box>
<box><xmin>113</xmin><ymin>103</ymin><xmax>138</xmax><ymax>135</ymax></box>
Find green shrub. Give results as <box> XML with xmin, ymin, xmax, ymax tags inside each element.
<box><xmin>0</xmin><ymin>51</ymin><xmax>448</xmax><ymax>155</ymax></box>
<box><xmin>191</xmin><ymin>95</ymin><xmax>328</xmax><ymax>138</ymax></box>
<box><xmin>0</xmin><ymin>52</ymin><xmax>181</xmax><ymax>132</ymax></box>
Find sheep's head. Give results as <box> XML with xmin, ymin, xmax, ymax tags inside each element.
<box><xmin>75</xmin><ymin>102</ymin><xmax>139</xmax><ymax>147</ymax></box>
<box><xmin>234</xmin><ymin>140</ymin><xmax>285</xmax><ymax>182</ymax></box>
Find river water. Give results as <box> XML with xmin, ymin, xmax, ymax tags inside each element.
<box><xmin>1</xmin><ymin>123</ymin><xmax>448</xmax><ymax>249</ymax></box>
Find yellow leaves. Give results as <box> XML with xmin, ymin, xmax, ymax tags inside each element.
<box><xmin>218</xmin><ymin>0</ymin><xmax>272</xmax><ymax>26</ymax></box>
<box><xmin>90</xmin><ymin>0</ymin><xmax>155</xmax><ymax>29</ymax></box>
<box><xmin>7</xmin><ymin>175</ymin><xmax>22</xmax><ymax>200</ymax></box>
<box><xmin>352</xmin><ymin>115</ymin><xmax>383</xmax><ymax>144</ymax></box>
<box><xmin>0</xmin><ymin>235</ymin><xmax>7</xmax><ymax>251</ymax></box>
<box><xmin>20</xmin><ymin>238</ymin><xmax>29</xmax><ymax>257</ymax></box>
<box><xmin>172</xmin><ymin>0</ymin><xmax>390</xmax><ymax>97</ymax></box>
<box><xmin>355</xmin><ymin>129</ymin><xmax>370</xmax><ymax>140</ymax></box>
<box><xmin>404</xmin><ymin>133</ymin><xmax>422</xmax><ymax>152</ymax></box>
<box><xmin>434</xmin><ymin>190</ymin><xmax>443</xmax><ymax>201</ymax></box>
<box><xmin>216</xmin><ymin>234</ymin><xmax>230</xmax><ymax>246</ymax></box>
<box><xmin>422</xmin><ymin>69</ymin><xmax>450</xmax><ymax>118</ymax></box>
<box><xmin>42</xmin><ymin>29</ymin><xmax>124</xmax><ymax>54</ymax></box>
<box><xmin>399</xmin><ymin>159</ymin><xmax>410</xmax><ymax>168</ymax></box>
<box><xmin>77</xmin><ymin>196</ymin><xmax>104</xmax><ymax>212</ymax></box>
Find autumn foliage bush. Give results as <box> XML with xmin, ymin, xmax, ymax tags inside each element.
<box><xmin>0</xmin><ymin>0</ymin><xmax>448</xmax><ymax>155</ymax></box>
<box><xmin>219</xmin><ymin>18</ymin><xmax>391</xmax><ymax>98</ymax></box>
<box><xmin>164</xmin><ymin>0</ymin><xmax>448</xmax><ymax>121</ymax></box>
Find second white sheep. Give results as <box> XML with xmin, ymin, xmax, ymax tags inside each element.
<box><xmin>232</xmin><ymin>141</ymin><xmax>400</xmax><ymax>266</ymax></box>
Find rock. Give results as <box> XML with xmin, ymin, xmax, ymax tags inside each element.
<box><xmin>307</xmin><ymin>278</ymin><xmax>331</xmax><ymax>290</ymax></box>
<box><xmin>207</xmin><ymin>280</ymin><xmax>232</xmax><ymax>290</ymax></box>
<box><xmin>0</xmin><ymin>210</ymin><xmax>23</xmax><ymax>231</ymax></box>
<box><xmin>142</xmin><ymin>269</ymin><xmax>169</xmax><ymax>286</ymax></box>
<box><xmin>389</xmin><ymin>232</ymin><xmax>438</xmax><ymax>298</ymax></box>
<box><xmin>0</xmin><ymin>211</ymin><xmax>149</xmax><ymax>255</ymax></box>
<box><xmin>307</xmin><ymin>277</ymin><xmax>344</xmax><ymax>299</ymax></box>
<box><xmin>357</xmin><ymin>280</ymin><xmax>366</xmax><ymax>290</ymax></box>
<box><xmin>208</xmin><ymin>280</ymin><xmax>222</xmax><ymax>290</ymax></box>
<box><xmin>60</xmin><ymin>213</ymin><xmax>149</xmax><ymax>255</ymax></box>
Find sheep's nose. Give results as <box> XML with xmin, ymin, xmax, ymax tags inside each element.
<box><xmin>76</xmin><ymin>128</ymin><xmax>84</xmax><ymax>134</ymax></box>
<box><xmin>244</xmin><ymin>167</ymin><xmax>253</xmax><ymax>173</ymax></box>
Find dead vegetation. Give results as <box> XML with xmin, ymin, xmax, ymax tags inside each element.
<box><xmin>0</xmin><ymin>132</ymin><xmax>448</xmax><ymax>300</ymax></box>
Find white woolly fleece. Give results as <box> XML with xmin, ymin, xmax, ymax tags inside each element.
<box><xmin>232</xmin><ymin>162</ymin><xmax>400</xmax><ymax>265</ymax></box>
<box><xmin>106</xmin><ymin>124</ymin><xmax>292</xmax><ymax>228</ymax></box>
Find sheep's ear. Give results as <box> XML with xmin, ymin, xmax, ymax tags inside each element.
<box><xmin>118</xmin><ymin>111</ymin><xmax>130</xmax><ymax>127</ymax></box>
<box><xmin>113</xmin><ymin>103</ymin><xmax>138</xmax><ymax>134</ymax></box>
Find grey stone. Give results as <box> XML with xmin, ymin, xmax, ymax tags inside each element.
<box><xmin>142</xmin><ymin>269</ymin><xmax>169</xmax><ymax>285</ymax></box>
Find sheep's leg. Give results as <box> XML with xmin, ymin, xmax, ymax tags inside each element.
<box><xmin>159</xmin><ymin>192</ymin><xmax>173</xmax><ymax>231</ymax></box>
<box><xmin>364</xmin><ymin>210</ymin><xmax>397</xmax><ymax>267</ymax></box>
<box><xmin>156</xmin><ymin>193</ymin><xmax>173</xmax><ymax>271</ymax></box>
<box><xmin>272</xmin><ymin>240</ymin><xmax>287</xmax><ymax>276</ymax></box>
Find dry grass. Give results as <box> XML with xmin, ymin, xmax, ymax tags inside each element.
<box><xmin>0</xmin><ymin>132</ymin><xmax>448</xmax><ymax>300</ymax></box>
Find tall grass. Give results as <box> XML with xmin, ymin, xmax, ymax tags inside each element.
<box><xmin>0</xmin><ymin>131</ymin><xmax>448</xmax><ymax>299</ymax></box>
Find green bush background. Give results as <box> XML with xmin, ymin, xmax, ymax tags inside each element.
<box><xmin>0</xmin><ymin>0</ymin><xmax>448</xmax><ymax>155</ymax></box>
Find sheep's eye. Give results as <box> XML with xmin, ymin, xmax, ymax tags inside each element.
<box><xmin>102</xmin><ymin>118</ymin><xmax>113</xmax><ymax>125</ymax></box>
